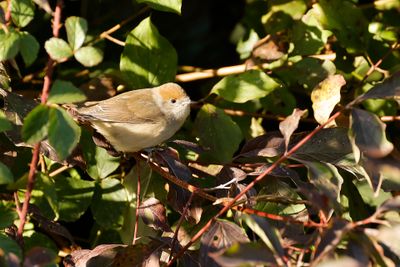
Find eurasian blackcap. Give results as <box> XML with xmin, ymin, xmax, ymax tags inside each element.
<box><xmin>74</xmin><ymin>82</ymin><xmax>191</xmax><ymax>152</ymax></box>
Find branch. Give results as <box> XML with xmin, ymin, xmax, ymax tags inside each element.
<box><xmin>16</xmin><ymin>0</ymin><xmax>63</xmax><ymax>241</ymax></box>
<box><xmin>166</xmin><ymin>111</ymin><xmax>341</xmax><ymax>266</ymax></box>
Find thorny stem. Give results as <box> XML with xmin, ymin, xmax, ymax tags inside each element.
<box><xmin>166</xmin><ymin>111</ymin><xmax>342</xmax><ymax>266</ymax></box>
<box><xmin>16</xmin><ymin>0</ymin><xmax>63</xmax><ymax>242</ymax></box>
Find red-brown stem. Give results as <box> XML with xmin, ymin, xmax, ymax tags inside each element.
<box><xmin>169</xmin><ymin>192</ymin><xmax>195</xmax><ymax>261</ymax></box>
<box><xmin>133</xmin><ymin>160</ymin><xmax>141</xmax><ymax>245</ymax></box>
<box><xmin>16</xmin><ymin>0</ymin><xmax>63</xmax><ymax>241</ymax></box>
<box><xmin>167</xmin><ymin>111</ymin><xmax>342</xmax><ymax>266</ymax></box>
<box><xmin>17</xmin><ymin>143</ymin><xmax>40</xmax><ymax>238</ymax></box>
<box><xmin>5</xmin><ymin>0</ymin><xmax>12</xmax><ymax>23</ymax></box>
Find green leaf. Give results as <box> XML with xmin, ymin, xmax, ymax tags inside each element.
<box><xmin>44</xmin><ymin>37</ymin><xmax>73</xmax><ymax>61</ymax></box>
<box><xmin>276</xmin><ymin>58</ymin><xmax>336</xmax><ymax>90</ymax></box>
<box><xmin>18</xmin><ymin>31</ymin><xmax>39</xmax><ymax>66</ymax></box>
<box><xmin>312</xmin><ymin>0</ymin><xmax>369</xmax><ymax>53</ymax></box>
<box><xmin>350</xmin><ymin>108</ymin><xmax>393</xmax><ymax>158</ymax></box>
<box><xmin>55</xmin><ymin>176</ymin><xmax>95</xmax><ymax>222</ymax></box>
<box><xmin>0</xmin><ymin>204</ymin><xmax>18</xmax><ymax>228</ymax></box>
<box><xmin>22</xmin><ymin>104</ymin><xmax>51</xmax><ymax>144</ymax></box>
<box><xmin>11</xmin><ymin>0</ymin><xmax>35</xmax><ymax>28</ymax></box>
<box><xmin>290</xmin><ymin>127</ymin><xmax>353</xmax><ymax>163</ymax></box>
<box><xmin>136</xmin><ymin>0</ymin><xmax>182</xmax><ymax>14</ymax></box>
<box><xmin>311</xmin><ymin>74</ymin><xmax>345</xmax><ymax>125</ymax></box>
<box><xmin>47</xmin><ymin>80</ymin><xmax>87</xmax><ymax>104</ymax></box>
<box><xmin>91</xmin><ymin>178</ymin><xmax>128</xmax><ymax>229</ymax></box>
<box><xmin>302</xmin><ymin>161</ymin><xmax>343</xmax><ymax>209</ymax></box>
<box><xmin>0</xmin><ymin>30</ymin><xmax>21</xmax><ymax>61</ymax></box>
<box><xmin>74</xmin><ymin>46</ymin><xmax>103</xmax><ymax>67</ymax></box>
<box><xmin>48</xmin><ymin>107</ymin><xmax>81</xmax><ymax>160</ymax></box>
<box><xmin>65</xmin><ymin>16</ymin><xmax>88</xmax><ymax>50</ymax></box>
<box><xmin>80</xmin><ymin>129</ymin><xmax>120</xmax><ymax>180</ymax></box>
<box><xmin>0</xmin><ymin>233</ymin><xmax>22</xmax><ymax>259</ymax></box>
<box><xmin>255</xmin><ymin>180</ymin><xmax>306</xmax><ymax>216</ymax></box>
<box><xmin>355</xmin><ymin>72</ymin><xmax>400</xmax><ymax>103</ymax></box>
<box><xmin>292</xmin><ymin>9</ymin><xmax>332</xmax><ymax>55</ymax></box>
<box><xmin>262</xmin><ymin>0</ymin><xmax>307</xmax><ymax>33</ymax></box>
<box><xmin>0</xmin><ymin>111</ymin><xmax>12</xmax><ymax>132</ymax></box>
<box><xmin>194</xmin><ymin>104</ymin><xmax>242</xmax><ymax>163</ymax></box>
<box><xmin>211</xmin><ymin>70</ymin><xmax>282</xmax><ymax>103</ymax></box>
<box><xmin>120</xmin><ymin>17</ymin><xmax>177</xmax><ymax>89</ymax></box>
<box><xmin>242</xmin><ymin>214</ymin><xmax>284</xmax><ymax>258</ymax></box>
<box><xmin>209</xmin><ymin>242</ymin><xmax>276</xmax><ymax>266</ymax></box>
<box><xmin>35</xmin><ymin>173</ymin><xmax>59</xmax><ymax>218</ymax></box>
<box><xmin>0</xmin><ymin>162</ymin><xmax>14</xmax><ymax>185</ymax></box>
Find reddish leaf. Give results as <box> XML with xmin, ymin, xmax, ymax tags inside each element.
<box><xmin>200</xmin><ymin>220</ymin><xmax>250</xmax><ymax>267</ymax></box>
<box><xmin>279</xmin><ymin>108</ymin><xmax>308</xmax><ymax>150</ymax></box>
<box><xmin>139</xmin><ymin>197</ymin><xmax>171</xmax><ymax>232</ymax></box>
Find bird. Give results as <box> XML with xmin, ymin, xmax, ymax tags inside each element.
<box><xmin>73</xmin><ymin>82</ymin><xmax>191</xmax><ymax>153</ymax></box>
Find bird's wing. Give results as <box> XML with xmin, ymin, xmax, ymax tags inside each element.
<box><xmin>77</xmin><ymin>89</ymin><xmax>165</xmax><ymax>124</ymax></box>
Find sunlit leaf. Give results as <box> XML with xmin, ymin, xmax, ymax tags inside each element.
<box><xmin>194</xmin><ymin>104</ymin><xmax>242</xmax><ymax>163</ymax></box>
<box><xmin>211</xmin><ymin>70</ymin><xmax>282</xmax><ymax>103</ymax></box>
<box><xmin>74</xmin><ymin>46</ymin><xmax>103</xmax><ymax>67</ymax></box>
<box><xmin>120</xmin><ymin>17</ymin><xmax>177</xmax><ymax>88</ymax></box>
<box><xmin>47</xmin><ymin>80</ymin><xmax>87</xmax><ymax>104</ymax></box>
<box><xmin>0</xmin><ymin>30</ymin><xmax>21</xmax><ymax>61</ymax></box>
<box><xmin>11</xmin><ymin>0</ymin><xmax>35</xmax><ymax>28</ymax></box>
<box><xmin>44</xmin><ymin>37</ymin><xmax>73</xmax><ymax>61</ymax></box>
<box><xmin>279</xmin><ymin>108</ymin><xmax>307</xmax><ymax>150</ymax></box>
<box><xmin>138</xmin><ymin>197</ymin><xmax>171</xmax><ymax>232</ymax></box>
<box><xmin>311</xmin><ymin>74</ymin><xmax>345</xmax><ymax>125</ymax></box>
<box><xmin>350</xmin><ymin>108</ymin><xmax>393</xmax><ymax>158</ymax></box>
<box><xmin>65</xmin><ymin>16</ymin><xmax>88</xmax><ymax>50</ymax></box>
<box><xmin>136</xmin><ymin>0</ymin><xmax>182</xmax><ymax>14</ymax></box>
<box><xmin>313</xmin><ymin>0</ymin><xmax>369</xmax><ymax>53</ymax></box>
<box><xmin>48</xmin><ymin>107</ymin><xmax>81</xmax><ymax>160</ymax></box>
<box><xmin>292</xmin><ymin>9</ymin><xmax>332</xmax><ymax>55</ymax></box>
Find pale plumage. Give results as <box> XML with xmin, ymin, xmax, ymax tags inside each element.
<box><xmin>76</xmin><ymin>83</ymin><xmax>191</xmax><ymax>152</ymax></box>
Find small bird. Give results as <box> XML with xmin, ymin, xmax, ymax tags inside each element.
<box><xmin>74</xmin><ymin>83</ymin><xmax>191</xmax><ymax>153</ymax></box>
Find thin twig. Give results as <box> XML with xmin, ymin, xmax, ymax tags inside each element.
<box><xmin>168</xmin><ymin>191</ymin><xmax>195</xmax><ymax>261</ymax></box>
<box><xmin>49</xmin><ymin>165</ymin><xmax>70</xmax><ymax>177</ymax></box>
<box><xmin>102</xmin><ymin>34</ymin><xmax>125</xmax><ymax>46</ymax></box>
<box><xmin>16</xmin><ymin>0</ymin><xmax>63</xmax><ymax>241</ymax></box>
<box><xmin>138</xmin><ymin>153</ymin><xmax>321</xmax><ymax>228</ymax></box>
<box><xmin>175</xmin><ymin>63</ymin><xmax>272</xmax><ymax>83</ymax></box>
<box><xmin>166</xmin><ymin>111</ymin><xmax>342</xmax><ymax>266</ymax></box>
<box><xmin>133</xmin><ymin>160</ymin><xmax>141</xmax><ymax>245</ymax></box>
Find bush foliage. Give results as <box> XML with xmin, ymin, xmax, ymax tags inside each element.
<box><xmin>0</xmin><ymin>0</ymin><xmax>400</xmax><ymax>266</ymax></box>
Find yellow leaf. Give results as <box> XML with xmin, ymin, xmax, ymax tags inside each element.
<box><xmin>311</xmin><ymin>74</ymin><xmax>345</xmax><ymax>125</ymax></box>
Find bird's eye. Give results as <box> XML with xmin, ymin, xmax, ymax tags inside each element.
<box><xmin>170</xmin><ymin>99</ymin><xmax>177</xmax><ymax>104</ymax></box>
